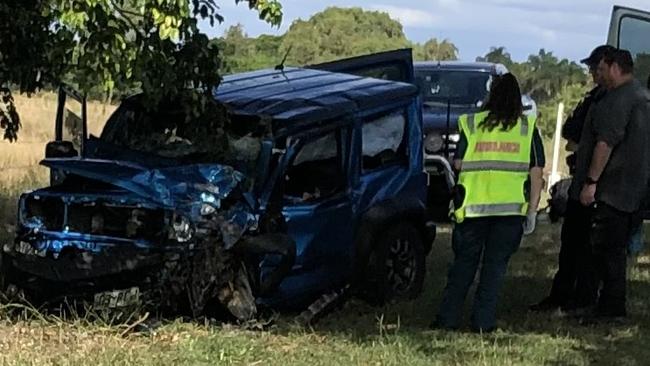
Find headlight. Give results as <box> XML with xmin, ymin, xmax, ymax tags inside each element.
<box><xmin>424</xmin><ymin>133</ymin><xmax>444</xmax><ymax>154</ymax></box>
<box><xmin>446</xmin><ymin>133</ymin><xmax>460</xmax><ymax>143</ymax></box>
<box><xmin>170</xmin><ymin>214</ymin><xmax>194</xmax><ymax>243</ymax></box>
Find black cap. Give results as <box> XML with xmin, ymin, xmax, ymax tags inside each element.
<box><xmin>581</xmin><ymin>45</ymin><xmax>616</xmax><ymax>66</ymax></box>
<box><xmin>604</xmin><ymin>48</ymin><xmax>634</xmax><ymax>73</ymax></box>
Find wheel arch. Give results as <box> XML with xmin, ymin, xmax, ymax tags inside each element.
<box><xmin>353</xmin><ymin>198</ymin><xmax>435</xmax><ymax>281</ymax></box>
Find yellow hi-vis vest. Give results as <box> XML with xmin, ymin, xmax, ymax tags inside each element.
<box><xmin>453</xmin><ymin>111</ymin><xmax>535</xmax><ymax>223</ymax></box>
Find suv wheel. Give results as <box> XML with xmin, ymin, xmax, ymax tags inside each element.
<box><xmin>361</xmin><ymin>222</ymin><xmax>425</xmax><ymax>304</ymax></box>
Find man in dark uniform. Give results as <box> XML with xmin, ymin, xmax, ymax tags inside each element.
<box><xmin>577</xmin><ymin>49</ymin><xmax>650</xmax><ymax>320</ymax></box>
<box><xmin>530</xmin><ymin>45</ymin><xmax>614</xmax><ymax>312</ymax></box>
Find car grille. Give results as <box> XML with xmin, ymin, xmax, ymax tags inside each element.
<box><xmin>23</xmin><ymin>195</ymin><xmax>166</xmax><ymax>241</ymax></box>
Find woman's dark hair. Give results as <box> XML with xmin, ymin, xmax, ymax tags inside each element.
<box><xmin>480</xmin><ymin>73</ymin><xmax>523</xmax><ymax>131</ymax></box>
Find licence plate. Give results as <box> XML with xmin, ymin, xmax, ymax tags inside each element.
<box><xmin>93</xmin><ymin>287</ymin><xmax>140</xmax><ymax>309</ymax></box>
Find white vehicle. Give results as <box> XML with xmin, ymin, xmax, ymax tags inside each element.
<box><xmin>608</xmin><ymin>6</ymin><xmax>650</xmax><ymax>86</ymax></box>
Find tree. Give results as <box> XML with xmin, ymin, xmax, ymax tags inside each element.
<box><xmin>213</xmin><ymin>24</ymin><xmax>283</xmax><ymax>73</ymax></box>
<box><xmin>0</xmin><ymin>0</ymin><xmax>283</xmax><ymax>141</ymax></box>
<box><xmin>476</xmin><ymin>46</ymin><xmax>513</xmax><ymax>66</ymax></box>
<box><xmin>279</xmin><ymin>7</ymin><xmax>410</xmax><ymax>66</ymax></box>
<box><xmin>414</xmin><ymin>38</ymin><xmax>459</xmax><ymax>61</ymax></box>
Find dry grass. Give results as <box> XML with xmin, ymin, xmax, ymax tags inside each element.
<box><xmin>0</xmin><ymin>93</ymin><xmax>115</xmax><ymax>186</ymax></box>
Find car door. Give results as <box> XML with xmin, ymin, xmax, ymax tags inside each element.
<box><xmin>308</xmin><ymin>48</ymin><xmax>415</xmax><ymax>84</ymax></box>
<box><xmin>274</xmin><ymin>125</ymin><xmax>355</xmax><ymax>296</ymax></box>
<box><xmin>54</xmin><ymin>85</ymin><xmax>88</xmax><ymax>155</ymax></box>
<box><xmin>608</xmin><ymin>6</ymin><xmax>650</xmax><ymax>85</ymax></box>
<box><xmin>47</xmin><ymin>85</ymin><xmax>88</xmax><ymax>184</ymax></box>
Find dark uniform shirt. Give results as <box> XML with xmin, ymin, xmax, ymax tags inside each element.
<box><xmin>569</xmin><ymin>79</ymin><xmax>650</xmax><ymax>213</ymax></box>
<box><xmin>562</xmin><ymin>86</ymin><xmax>607</xmax><ymax>144</ymax></box>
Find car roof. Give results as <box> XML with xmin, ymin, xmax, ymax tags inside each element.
<box><xmin>214</xmin><ymin>67</ymin><xmax>418</xmax><ymax>125</ymax></box>
<box><xmin>414</xmin><ymin>61</ymin><xmax>501</xmax><ymax>73</ymax></box>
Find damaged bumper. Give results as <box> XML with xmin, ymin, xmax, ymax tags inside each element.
<box><xmin>3</xmin><ymin>230</ymin><xmax>258</xmax><ymax>320</ymax></box>
<box><xmin>2</xmin><ymin>162</ymin><xmax>269</xmax><ymax>320</ymax></box>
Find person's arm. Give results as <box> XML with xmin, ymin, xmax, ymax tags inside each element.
<box><xmin>528</xmin><ymin>129</ymin><xmax>545</xmax><ymax>212</ymax></box>
<box><xmin>579</xmin><ymin>92</ymin><xmax>630</xmax><ymax>206</ymax></box>
<box><xmin>528</xmin><ymin>166</ymin><xmax>543</xmax><ymax>212</ymax></box>
<box><xmin>587</xmin><ymin>141</ymin><xmax>613</xmax><ymax>180</ymax></box>
<box><xmin>580</xmin><ymin>141</ymin><xmax>613</xmax><ymax>206</ymax></box>
<box><xmin>523</xmin><ymin>129</ymin><xmax>545</xmax><ymax>235</ymax></box>
<box><xmin>453</xmin><ymin>130</ymin><xmax>468</xmax><ymax>172</ymax></box>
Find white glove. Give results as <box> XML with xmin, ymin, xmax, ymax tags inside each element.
<box><xmin>523</xmin><ymin>210</ymin><xmax>537</xmax><ymax>235</ymax></box>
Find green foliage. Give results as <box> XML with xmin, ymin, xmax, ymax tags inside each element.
<box><xmin>215</xmin><ymin>7</ymin><xmax>461</xmax><ymax>73</ymax></box>
<box><xmin>213</xmin><ymin>24</ymin><xmax>284</xmax><ymax>74</ymax></box>
<box><xmin>0</xmin><ymin>0</ymin><xmax>283</xmax><ymax>141</ymax></box>
<box><xmin>279</xmin><ymin>7</ymin><xmax>411</xmax><ymax>66</ymax></box>
<box><xmin>413</xmin><ymin>39</ymin><xmax>459</xmax><ymax>61</ymax></box>
<box><xmin>537</xmin><ymin>83</ymin><xmax>589</xmax><ymax>136</ymax></box>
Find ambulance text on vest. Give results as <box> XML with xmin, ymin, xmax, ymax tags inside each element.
<box><xmin>474</xmin><ymin>141</ymin><xmax>521</xmax><ymax>153</ymax></box>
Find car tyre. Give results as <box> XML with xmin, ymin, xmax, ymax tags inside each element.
<box><xmin>361</xmin><ymin>222</ymin><xmax>426</xmax><ymax>305</ymax></box>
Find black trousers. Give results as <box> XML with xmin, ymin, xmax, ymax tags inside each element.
<box><xmin>590</xmin><ymin>202</ymin><xmax>636</xmax><ymax>315</ymax></box>
<box><xmin>548</xmin><ymin>200</ymin><xmax>598</xmax><ymax>307</ymax></box>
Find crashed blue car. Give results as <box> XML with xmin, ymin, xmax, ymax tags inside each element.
<box><xmin>1</xmin><ymin>50</ymin><xmax>435</xmax><ymax>320</ymax></box>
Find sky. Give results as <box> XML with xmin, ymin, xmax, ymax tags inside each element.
<box><xmin>201</xmin><ymin>0</ymin><xmax>650</xmax><ymax>63</ymax></box>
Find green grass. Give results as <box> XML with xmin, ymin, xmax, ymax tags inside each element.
<box><xmin>1</xmin><ymin>179</ymin><xmax>650</xmax><ymax>364</ymax></box>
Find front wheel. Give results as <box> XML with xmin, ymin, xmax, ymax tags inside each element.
<box><xmin>361</xmin><ymin>222</ymin><xmax>426</xmax><ymax>304</ymax></box>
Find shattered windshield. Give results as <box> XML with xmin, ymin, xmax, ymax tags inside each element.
<box><xmin>415</xmin><ymin>70</ymin><xmax>491</xmax><ymax>108</ymax></box>
<box><xmin>99</xmin><ymin>94</ymin><xmax>263</xmax><ymax>179</ymax></box>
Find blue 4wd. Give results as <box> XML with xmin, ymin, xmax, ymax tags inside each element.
<box><xmin>1</xmin><ymin>50</ymin><xmax>435</xmax><ymax>320</ymax></box>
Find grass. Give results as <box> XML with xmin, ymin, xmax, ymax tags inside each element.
<box><xmin>1</xmin><ymin>223</ymin><xmax>650</xmax><ymax>365</ymax></box>
<box><xmin>0</xmin><ymin>94</ymin><xmax>641</xmax><ymax>365</ymax></box>
<box><xmin>0</xmin><ymin>93</ymin><xmax>114</xmax><ymax>186</ymax></box>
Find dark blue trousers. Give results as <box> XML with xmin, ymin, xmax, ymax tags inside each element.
<box><xmin>437</xmin><ymin>216</ymin><xmax>524</xmax><ymax>331</ymax></box>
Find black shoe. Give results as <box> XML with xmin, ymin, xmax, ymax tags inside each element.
<box><xmin>529</xmin><ymin>297</ymin><xmax>562</xmax><ymax>312</ymax></box>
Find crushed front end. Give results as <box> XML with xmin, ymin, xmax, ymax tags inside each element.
<box><xmin>2</xmin><ymin>162</ymin><xmax>261</xmax><ymax>321</ymax></box>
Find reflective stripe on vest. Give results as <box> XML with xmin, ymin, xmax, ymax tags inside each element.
<box><xmin>465</xmin><ymin>203</ymin><xmax>526</xmax><ymax>216</ymax></box>
<box><xmin>462</xmin><ymin>160</ymin><xmax>529</xmax><ymax>173</ymax></box>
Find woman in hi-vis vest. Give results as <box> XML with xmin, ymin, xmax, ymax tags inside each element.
<box><xmin>433</xmin><ymin>73</ymin><xmax>545</xmax><ymax>332</ymax></box>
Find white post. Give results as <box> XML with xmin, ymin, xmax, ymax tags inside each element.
<box><xmin>549</xmin><ymin>102</ymin><xmax>564</xmax><ymax>191</ymax></box>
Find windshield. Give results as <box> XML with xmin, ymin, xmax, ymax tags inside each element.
<box><xmin>415</xmin><ymin>70</ymin><xmax>492</xmax><ymax>107</ymax></box>
<box><xmin>98</xmin><ymin>94</ymin><xmax>263</xmax><ymax>179</ymax></box>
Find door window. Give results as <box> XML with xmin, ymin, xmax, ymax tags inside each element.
<box><xmin>284</xmin><ymin>129</ymin><xmax>347</xmax><ymax>203</ymax></box>
<box><xmin>60</xmin><ymin>97</ymin><xmax>84</xmax><ymax>152</ymax></box>
<box><xmin>361</xmin><ymin>110</ymin><xmax>408</xmax><ymax>172</ymax></box>
<box><xmin>619</xmin><ymin>16</ymin><xmax>650</xmax><ymax>86</ymax></box>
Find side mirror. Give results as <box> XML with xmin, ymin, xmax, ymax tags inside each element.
<box><xmin>45</xmin><ymin>140</ymin><xmax>79</xmax><ymax>159</ymax></box>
